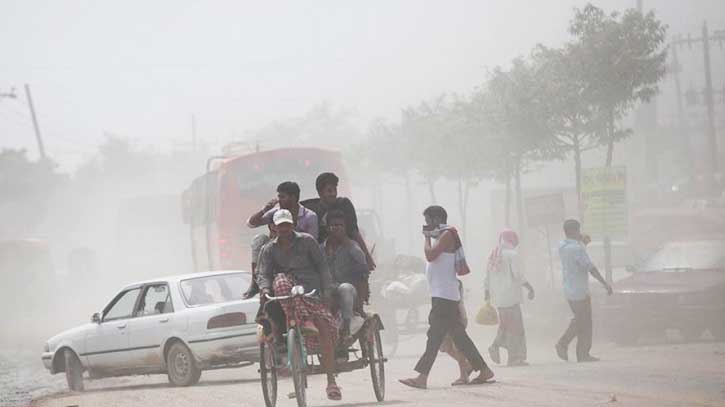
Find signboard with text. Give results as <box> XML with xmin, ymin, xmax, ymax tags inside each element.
<box><xmin>581</xmin><ymin>166</ymin><xmax>628</xmax><ymax>238</ymax></box>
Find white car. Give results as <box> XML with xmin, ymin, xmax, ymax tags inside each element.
<box><xmin>41</xmin><ymin>270</ymin><xmax>261</xmax><ymax>391</ymax></box>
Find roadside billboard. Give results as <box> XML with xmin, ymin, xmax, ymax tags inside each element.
<box><xmin>582</xmin><ymin>166</ymin><xmax>628</xmax><ymax>239</ymax></box>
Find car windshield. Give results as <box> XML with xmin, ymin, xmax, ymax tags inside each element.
<box><xmin>180</xmin><ymin>273</ymin><xmax>251</xmax><ymax>306</ymax></box>
<box><xmin>640</xmin><ymin>240</ymin><xmax>725</xmax><ymax>272</ymax></box>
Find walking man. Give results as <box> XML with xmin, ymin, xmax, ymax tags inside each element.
<box><xmin>399</xmin><ymin>205</ymin><xmax>494</xmax><ymax>389</ymax></box>
<box><xmin>556</xmin><ymin>219</ymin><xmax>613</xmax><ymax>363</ymax></box>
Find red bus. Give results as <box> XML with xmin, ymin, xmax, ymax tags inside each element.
<box><xmin>182</xmin><ymin>147</ymin><xmax>348</xmax><ymax>272</ymax></box>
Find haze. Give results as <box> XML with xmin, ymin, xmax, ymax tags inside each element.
<box><xmin>1</xmin><ymin>0</ymin><xmax>723</xmax><ymax>170</ymax></box>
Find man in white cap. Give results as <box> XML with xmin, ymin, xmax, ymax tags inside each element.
<box><xmin>257</xmin><ymin>209</ymin><xmax>343</xmax><ymax>400</ymax></box>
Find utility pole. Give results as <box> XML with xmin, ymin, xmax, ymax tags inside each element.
<box><xmin>669</xmin><ymin>40</ymin><xmax>692</xmax><ymax>172</ymax></box>
<box><xmin>672</xmin><ymin>22</ymin><xmax>725</xmax><ymax>194</ymax></box>
<box><xmin>702</xmin><ymin>22</ymin><xmax>718</xmax><ymax>176</ymax></box>
<box><xmin>24</xmin><ymin>84</ymin><xmax>46</xmax><ymax>160</ymax></box>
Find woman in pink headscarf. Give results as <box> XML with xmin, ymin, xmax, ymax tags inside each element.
<box><xmin>484</xmin><ymin>229</ymin><xmax>535</xmax><ymax>366</ymax></box>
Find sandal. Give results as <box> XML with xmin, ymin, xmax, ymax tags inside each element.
<box><xmin>468</xmin><ymin>377</ymin><xmax>496</xmax><ymax>385</ymax></box>
<box><xmin>326</xmin><ymin>383</ymin><xmax>342</xmax><ymax>400</ymax></box>
<box><xmin>468</xmin><ymin>367</ymin><xmax>495</xmax><ymax>385</ymax></box>
<box><xmin>398</xmin><ymin>378</ymin><xmax>427</xmax><ymax>390</ymax></box>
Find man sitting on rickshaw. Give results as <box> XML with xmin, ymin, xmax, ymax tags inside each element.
<box><xmin>257</xmin><ymin>209</ymin><xmax>343</xmax><ymax>401</ymax></box>
<box><xmin>322</xmin><ymin>209</ymin><xmax>370</xmax><ymax>341</ymax></box>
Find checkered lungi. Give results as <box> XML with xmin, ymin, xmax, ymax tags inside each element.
<box><xmin>272</xmin><ymin>273</ymin><xmax>338</xmax><ymax>353</ymax></box>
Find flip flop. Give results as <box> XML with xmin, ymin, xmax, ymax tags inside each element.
<box><xmin>451</xmin><ymin>378</ymin><xmax>469</xmax><ymax>386</ymax></box>
<box><xmin>326</xmin><ymin>383</ymin><xmax>342</xmax><ymax>401</ymax></box>
<box><xmin>398</xmin><ymin>378</ymin><xmax>427</xmax><ymax>389</ymax></box>
<box><xmin>467</xmin><ymin>377</ymin><xmax>496</xmax><ymax>385</ymax></box>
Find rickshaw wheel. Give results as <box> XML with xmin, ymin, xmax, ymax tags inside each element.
<box><xmin>259</xmin><ymin>341</ymin><xmax>278</xmax><ymax>407</ymax></box>
<box><xmin>368</xmin><ymin>319</ymin><xmax>386</xmax><ymax>401</ymax></box>
<box><xmin>288</xmin><ymin>328</ymin><xmax>307</xmax><ymax>407</ymax></box>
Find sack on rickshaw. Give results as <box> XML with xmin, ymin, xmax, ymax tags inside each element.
<box><xmin>475</xmin><ymin>302</ymin><xmax>498</xmax><ymax>325</ymax></box>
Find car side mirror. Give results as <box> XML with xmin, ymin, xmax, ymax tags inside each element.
<box><xmin>91</xmin><ymin>312</ymin><xmax>101</xmax><ymax>324</ymax></box>
<box><xmin>625</xmin><ymin>265</ymin><xmax>636</xmax><ymax>273</ymax></box>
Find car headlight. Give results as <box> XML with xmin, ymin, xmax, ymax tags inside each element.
<box><xmin>43</xmin><ymin>343</ymin><xmax>50</xmax><ymax>353</ymax></box>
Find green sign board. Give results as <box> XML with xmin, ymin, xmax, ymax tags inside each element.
<box><xmin>581</xmin><ymin>166</ymin><xmax>627</xmax><ymax>238</ymax></box>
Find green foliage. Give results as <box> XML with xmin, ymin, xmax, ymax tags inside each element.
<box><xmin>568</xmin><ymin>4</ymin><xmax>668</xmax><ymax>159</ymax></box>
<box><xmin>0</xmin><ymin>149</ymin><xmax>66</xmax><ymax>205</ymax></box>
<box><xmin>0</xmin><ymin>149</ymin><xmax>67</xmax><ymax>236</ymax></box>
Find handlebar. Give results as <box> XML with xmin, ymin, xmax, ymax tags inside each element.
<box><xmin>264</xmin><ymin>288</ymin><xmax>317</xmax><ymax>302</ymax></box>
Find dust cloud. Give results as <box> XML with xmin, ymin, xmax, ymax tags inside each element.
<box><xmin>1</xmin><ymin>1</ymin><xmax>724</xmax><ymax>406</ymax></box>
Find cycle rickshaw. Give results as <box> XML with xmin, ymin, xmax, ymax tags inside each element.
<box><xmin>258</xmin><ymin>286</ymin><xmax>386</xmax><ymax>407</ymax></box>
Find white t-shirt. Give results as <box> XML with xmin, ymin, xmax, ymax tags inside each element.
<box><xmin>426</xmin><ymin>252</ymin><xmax>461</xmax><ymax>301</ymax></box>
<box><xmin>486</xmin><ymin>248</ymin><xmax>526</xmax><ymax>308</ymax></box>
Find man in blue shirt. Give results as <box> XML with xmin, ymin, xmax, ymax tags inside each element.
<box><xmin>556</xmin><ymin>219</ymin><xmax>612</xmax><ymax>363</ymax></box>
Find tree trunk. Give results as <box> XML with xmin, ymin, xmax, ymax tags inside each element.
<box><xmin>457</xmin><ymin>177</ymin><xmax>464</xmax><ymax>235</ymax></box>
<box><xmin>514</xmin><ymin>158</ymin><xmax>526</xmax><ymax>274</ymax></box>
<box><xmin>404</xmin><ymin>172</ymin><xmax>413</xmax><ymax>253</ymax></box>
<box><xmin>514</xmin><ymin>158</ymin><xmax>524</xmax><ymax>237</ymax></box>
<box><xmin>463</xmin><ymin>180</ymin><xmax>471</xmax><ymax>243</ymax></box>
<box><xmin>573</xmin><ymin>135</ymin><xmax>583</xmax><ymax>220</ymax></box>
<box><xmin>606</xmin><ymin>108</ymin><xmax>615</xmax><ymax>167</ymax></box>
<box><xmin>426</xmin><ymin>176</ymin><xmax>437</xmax><ymax>204</ymax></box>
<box><xmin>504</xmin><ymin>175</ymin><xmax>512</xmax><ymax>227</ymax></box>
<box><xmin>456</xmin><ymin>177</ymin><xmax>471</xmax><ymax>242</ymax></box>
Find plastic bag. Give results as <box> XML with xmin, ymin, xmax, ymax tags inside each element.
<box><xmin>475</xmin><ymin>302</ymin><xmax>498</xmax><ymax>325</ymax></box>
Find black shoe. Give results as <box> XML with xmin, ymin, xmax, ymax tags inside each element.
<box><xmin>555</xmin><ymin>343</ymin><xmax>568</xmax><ymax>361</ymax></box>
<box><xmin>578</xmin><ymin>355</ymin><xmax>600</xmax><ymax>363</ymax></box>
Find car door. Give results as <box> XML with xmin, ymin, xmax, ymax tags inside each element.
<box><xmin>126</xmin><ymin>283</ymin><xmax>175</xmax><ymax>370</ymax></box>
<box><xmin>84</xmin><ymin>287</ymin><xmax>141</xmax><ymax>374</ymax></box>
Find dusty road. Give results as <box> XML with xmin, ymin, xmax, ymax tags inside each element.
<box><xmin>31</xmin><ymin>331</ymin><xmax>725</xmax><ymax>407</ymax></box>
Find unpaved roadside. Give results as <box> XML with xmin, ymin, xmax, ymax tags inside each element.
<box><xmin>31</xmin><ymin>337</ymin><xmax>725</xmax><ymax>407</ymax></box>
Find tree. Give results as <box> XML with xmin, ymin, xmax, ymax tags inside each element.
<box><xmin>401</xmin><ymin>97</ymin><xmax>451</xmax><ymax>204</ymax></box>
<box><xmin>352</xmin><ymin>119</ymin><xmax>418</xmax><ymax>248</ymax></box>
<box><xmin>74</xmin><ymin>135</ymin><xmax>159</xmax><ymax>194</ymax></box>
<box><xmin>569</xmin><ymin>4</ymin><xmax>668</xmax><ymax>167</ymax></box>
<box><xmin>0</xmin><ymin>149</ymin><xmax>67</xmax><ymax>238</ymax></box>
<box><xmin>473</xmin><ymin>58</ymin><xmax>559</xmax><ymax>231</ymax></box>
<box><xmin>533</xmin><ymin>44</ymin><xmax>603</xmax><ymax>219</ymax></box>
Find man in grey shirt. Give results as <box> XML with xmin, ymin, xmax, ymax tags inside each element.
<box><xmin>257</xmin><ymin>209</ymin><xmax>341</xmax><ymax>400</ymax></box>
<box><xmin>323</xmin><ymin>210</ymin><xmax>369</xmax><ymax>338</ymax></box>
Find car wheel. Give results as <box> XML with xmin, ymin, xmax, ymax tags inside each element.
<box><xmin>166</xmin><ymin>342</ymin><xmax>201</xmax><ymax>386</ymax></box>
<box><xmin>64</xmin><ymin>349</ymin><xmax>84</xmax><ymax>392</ymax></box>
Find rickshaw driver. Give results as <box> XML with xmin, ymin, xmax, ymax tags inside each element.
<box><xmin>257</xmin><ymin>209</ymin><xmax>344</xmax><ymax>401</ymax></box>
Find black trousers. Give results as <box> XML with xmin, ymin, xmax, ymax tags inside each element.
<box><xmin>558</xmin><ymin>296</ymin><xmax>593</xmax><ymax>360</ymax></box>
<box><xmin>414</xmin><ymin>297</ymin><xmax>487</xmax><ymax>375</ymax></box>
